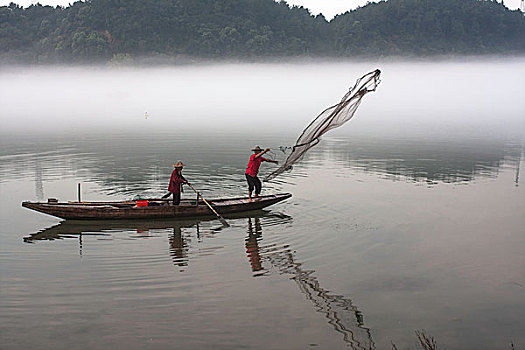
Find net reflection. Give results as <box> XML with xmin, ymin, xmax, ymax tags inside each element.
<box><xmin>246</xmin><ymin>217</ymin><xmax>375</xmax><ymax>350</ymax></box>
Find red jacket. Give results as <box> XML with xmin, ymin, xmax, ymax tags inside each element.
<box><xmin>168</xmin><ymin>169</ymin><xmax>186</xmax><ymax>194</ymax></box>
<box><xmin>245</xmin><ymin>154</ymin><xmax>269</xmax><ymax>177</ymax></box>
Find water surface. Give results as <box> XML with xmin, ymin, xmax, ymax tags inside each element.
<box><xmin>1</xmin><ymin>61</ymin><xmax>524</xmax><ymax>349</ymax></box>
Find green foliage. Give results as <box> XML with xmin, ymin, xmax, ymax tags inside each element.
<box><xmin>331</xmin><ymin>0</ymin><xmax>525</xmax><ymax>55</ymax></box>
<box><xmin>1</xmin><ymin>0</ymin><xmax>524</xmax><ymax>63</ymax></box>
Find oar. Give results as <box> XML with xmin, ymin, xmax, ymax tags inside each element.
<box><xmin>187</xmin><ymin>183</ymin><xmax>230</xmax><ymax>227</ymax></box>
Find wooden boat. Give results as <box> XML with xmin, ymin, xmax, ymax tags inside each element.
<box><xmin>22</xmin><ymin>193</ymin><xmax>292</xmax><ymax>220</ymax></box>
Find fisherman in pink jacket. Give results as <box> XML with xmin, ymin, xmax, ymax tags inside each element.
<box><xmin>245</xmin><ymin>146</ymin><xmax>278</xmax><ymax>201</ymax></box>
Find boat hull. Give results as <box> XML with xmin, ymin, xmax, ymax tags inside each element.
<box><xmin>22</xmin><ymin>193</ymin><xmax>292</xmax><ymax>220</ymax></box>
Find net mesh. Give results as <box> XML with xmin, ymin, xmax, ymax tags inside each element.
<box><xmin>264</xmin><ymin>69</ymin><xmax>381</xmax><ymax>182</ymax></box>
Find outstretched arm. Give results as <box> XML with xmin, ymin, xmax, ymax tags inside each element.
<box><xmin>256</xmin><ymin>148</ymin><xmax>279</xmax><ymax>164</ymax></box>
<box><xmin>263</xmin><ymin>157</ymin><xmax>278</xmax><ymax>164</ymax></box>
<box><xmin>254</xmin><ymin>148</ymin><xmax>270</xmax><ymax>158</ymax></box>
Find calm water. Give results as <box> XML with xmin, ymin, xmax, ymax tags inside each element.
<box><xmin>1</xmin><ymin>61</ymin><xmax>525</xmax><ymax>349</ymax></box>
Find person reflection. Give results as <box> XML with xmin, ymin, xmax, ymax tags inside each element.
<box><xmin>245</xmin><ymin>217</ymin><xmax>267</xmax><ymax>276</ymax></box>
<box><xmin>169</xmin><ymin>226</ymin><xmax>188</xmax><ymax>270</ymax></box>
<box><xmin>244</xmin><ymin>216</ymin><xmax>375</xmax><ymax>349</ymax></box>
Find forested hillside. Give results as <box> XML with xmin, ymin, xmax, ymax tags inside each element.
<box><xmin>331</xmin><ymin>0</ymin><xmax>525</xmax><ymax>55</ymax></box>
<box><xmin>1</xmin><ymin>0</ymin><xmax>524</xmax><ymax>63</ymax></box>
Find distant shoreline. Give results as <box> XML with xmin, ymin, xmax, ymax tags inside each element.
<box><xmin>1</xmin><ymin>53</ymin><xmax>525</xmax><ymax>68</ymax></box>
<box><xmin>2</xmin><ymin>0</ymin><xmax>524</xmax><ymax>64</ymax></box>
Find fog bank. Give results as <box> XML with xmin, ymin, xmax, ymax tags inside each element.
<box><xmin>1</xmin><ymin>58</ymin><xmax>524</xmax><ymax>139</ymax></box>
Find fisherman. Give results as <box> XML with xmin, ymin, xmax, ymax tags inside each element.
<box><xmin>245</xmin><ymin>146</ymin><xmax>278</xmax><ymax>201</ymax></box>
<box><xmin>165</xmin><ymin>161</ymin><xmax>188</xmax><ymax>205</ymax></box>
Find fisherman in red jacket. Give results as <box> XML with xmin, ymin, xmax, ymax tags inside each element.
<box><xmin>167</xmin><ymin>161</ymin><xmax>188</xmax><ymax>205</ymax></box>
<box><xmin>245</xmin><ymin>146</ymin><xmax>278</xmax><ymax>201</ymax></box>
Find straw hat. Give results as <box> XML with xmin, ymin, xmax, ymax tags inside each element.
<box><xmin>252</xmin><ymin>146</ymin><xmax>263</xmax><ymax>152</ymax></box>
<box><xmin>173</xmin><ymin>161</ymin><xmax>185</xmax><ymax>168</ymax></box>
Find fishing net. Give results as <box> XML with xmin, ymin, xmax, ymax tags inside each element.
<box><xmin>264</xmin><ymin>69</ymin><xmax>381</xmax><ymax>182</ymax></box>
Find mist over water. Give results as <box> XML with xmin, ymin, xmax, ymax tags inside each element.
<box><xmin>1</xmin><ymin>57</ymin><xmax>524</xmax><ymax>137</ymax></box>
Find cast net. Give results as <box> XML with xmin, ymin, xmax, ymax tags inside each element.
<box><xmin>264</xmin><ymin>69</ymin><xmax>381</xmax><ymax>182</ymax></box>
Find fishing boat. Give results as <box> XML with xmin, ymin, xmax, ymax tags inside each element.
<box><xmin>22</xmin><ymin>193</ymin><xmax>292</xmax><ymax>220</ymax></box>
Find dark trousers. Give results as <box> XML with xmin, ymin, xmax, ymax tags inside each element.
<box><xmin>245</xmin><ymin>174</ymin><xmax>262</xmax><ymax>195</ymax></box>
<box><xmin>173</xmin><ymin>192</ymin><xmax>181</xmax><ymax>205</ymax></box>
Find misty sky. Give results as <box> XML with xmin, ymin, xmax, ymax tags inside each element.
<box><xmin>1</xmin><ymin>0</ymin><xmax>522</xmax><ymax>20</ymax></box>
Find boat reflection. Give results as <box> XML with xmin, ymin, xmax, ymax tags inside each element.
<box><xmin>23</xmin><ymin>218</ymin><xmax>202</xmax><ymax>243</ymax></box>
<box><xmin>23</xmin><ymin>211</ymin><xmax>288</xmax><ymax>269</ymax></box>
<box><xmin>24</xmin><ymin>217</ymin><xmax>205</xmax><ymax>260</ymax></box>
<box><xmin>245</xmin><ymin>217</ymin><xmax>375</xmax><ymax>349</ymax></box>
<box><xmin>24</xmin><ymin>213</ymin><xmax>374</xmax><ymax>349</ymax></box>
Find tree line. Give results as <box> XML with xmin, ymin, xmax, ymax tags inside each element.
<box><xmin>1</xmin><ymin>0</ymin><xmax>524</xmax><ymax>63</ymax></box>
